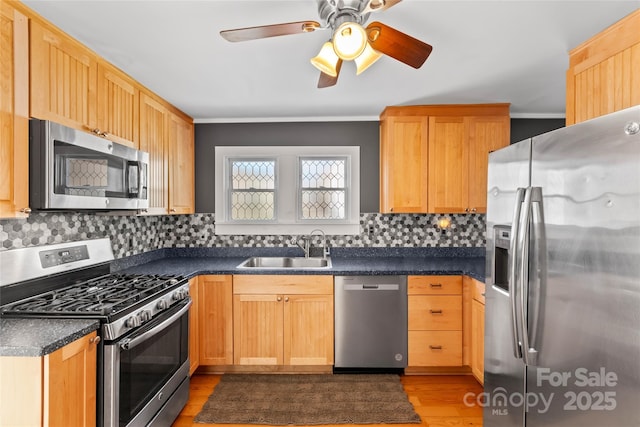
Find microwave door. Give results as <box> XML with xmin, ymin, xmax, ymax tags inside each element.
<box><xmin>126</xmin><ymin>161</ymin><xmax>148</xmax><ymax>200</ymax></box>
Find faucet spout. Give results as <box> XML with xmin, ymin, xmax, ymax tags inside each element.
<box><xmin>296</xmin><ymin>236</ymin><xmax>310</xmax><ymax>258</ymax></box>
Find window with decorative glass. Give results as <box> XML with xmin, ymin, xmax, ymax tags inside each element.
<box><xmin>215</xmin><ymin>146</ymin><xmax>359</xmax><ymax>235</ymax></box>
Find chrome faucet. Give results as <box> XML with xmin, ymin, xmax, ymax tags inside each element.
<box><xmin>296</xmin><ymin>229</ymin><xmax>330</xmax><ymax>258</ymax></box>
<box><xmin>309</xmin><ymin>229</ymin><xmax>330</xmax><ymax>259</ymax></box>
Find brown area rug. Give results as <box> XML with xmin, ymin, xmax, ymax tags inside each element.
<box><xmin>194</xmin><ymin>374</ymin><xmax>421</xmax><ymax>425</ymax></box>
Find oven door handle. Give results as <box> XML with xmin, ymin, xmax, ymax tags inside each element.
<box><xmin>120</xmin><ymin>300</ymin><xmax>191</xmax><ymax>351</ymax></box>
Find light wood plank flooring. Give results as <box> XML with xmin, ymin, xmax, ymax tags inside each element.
<box><xmin>172</xmin><ymin>374</ymin><xmax>484</xmax><ymax>427</ymax></box>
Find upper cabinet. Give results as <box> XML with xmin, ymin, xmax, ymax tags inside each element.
<box><xmin>168</xmin><ymin>111</ymin><xmax>195</xmax><ymax>214</ymax></box>
<box><xmin>96</xmin><ymin>61</ymin><xmax>140</xmax><ymax>148</ymax></box>
<box><xmin>566</xmin><ymin>9</ymin><xmax>640</xmax><ymax>125</ymax></box>
<box><xmin>380</xmin><ymin>104</ymin><xmax>510</xmax><ymax>214</ymax></box>
<box><xmin>0</xmin><ymin>2</ymin><xmax>29</xmax><ymax>218</ymax></box>
<box><xmin>30</xmin><ymin>18</ymin><xmax>97</xmax><ymax>134</ymax></box>
<box><xmin>30</xmin><ymin>19</ymin><xmax>141</xmax><ymax>148</ymax></box>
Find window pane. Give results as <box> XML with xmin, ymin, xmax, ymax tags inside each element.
<box><xmin>231</xmin><ymin>191</ymin><xmax>275</xmax><ymax>220</ymax></box>
<box><xmin>301</xmin><ymin>190</ymin><xmax>345</xmax><ymax>219</ymax></box>
<box><xmin>301</xmin><ymin>159</ymin><xmax>345</xmax><ymax>188</ymax></box>
<box><xmin>232</xmin><ymin>160</ymin><xmax>275</xmax><ymax>189</ymax></box>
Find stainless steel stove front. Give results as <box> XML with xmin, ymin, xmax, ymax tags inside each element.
<box><xmin>102</xmin><ymin>299</ymin><xmax>191</xmax><ymax>427</ymax></box>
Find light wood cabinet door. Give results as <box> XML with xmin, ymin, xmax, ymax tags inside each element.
<box><xmin>45</xmin><ymin>332</ymin><xmax>98</xmax><ymax>426</ymax></box>
<box><xmin>379</xmin><ymin>115</ymin><xmax>429</xmax><ymax>213</ymax></box>
<box><xmin>139</xmin><ymin>92</ymin><xmax>169</xmax><ymax>215</ymax></box>
<box><xmin>198</xmin><ymin>275</ymin><xmax>233</xmax><ymax>366</ymax></box>
<box><xmin>188</xmin><ymin>277</ymin><xmax>199</xmax><ymax>375</ymax></box>
<box><xmin>284</xmin><ymin>294</ymin><xmax>334</xmax><ymax>366</ymax></box>
<box><xmin>471</xmin><ymin>298</ymin><xmax>485</xmax><ymax>384</ymax></box>
<box><xmin>427</xmin><ymin>116</ymin><xmax>468</xmax><ymax>213</ymax></box>
<box><xmin>467</xmin><ymin>116</ymin><xmax>510</xmax><ymax>213</ymax></box>
<box><xmin>168</xmin><ymin>112</ymin><xmax>194</xmax><ymax>214</ymax></box>
<box><xmin>233</xmin><ymin>294</ymin><xmax>284</xmax><ymax>365</ymax></box>
<box><xmin>566</xmin><ymin>10</ymin><xmax>640</xmax><ymax>125</ymax></box>
<box><xmin>0</xmin><ymin>3</ymin><xmax>29</xmax><ymax>218</ymax></box>
<box><xmin>30</xmin><ymin>18</ymin><xmax>97</xmax><ymax>132</ymax></box>
<box><xmin>0</xmin><ymin>332</ymin><xmax>98</xmax><ymax>426</ymax></box>
<box><xmin>96</xmin><ymin>62</ymin><xmax>139</xmax><ymax>148</ymax></box>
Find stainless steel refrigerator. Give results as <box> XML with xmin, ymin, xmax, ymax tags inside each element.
<box><xmin>484</xmin><ymin>105</ymin><xmax>640</xmax><ymax>427</ymax></box>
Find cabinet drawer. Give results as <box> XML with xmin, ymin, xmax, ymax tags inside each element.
<box><xmin>408</xmin><ymin>275</ymin><xmax>462</xmax><ymax>295</ymax></box>
<box><xmin>408</xmin><ymin>295</ymin><xmax>462</xmax><ymax>330</ymax></box>
<box><xmin>473</xmin><ymin>279</ymin><xmax>485</xmax><ymax>304</ymax></box>
<box><xmin>408</xmin><ymin>331</ymin><xmax>462</xmax><ymax>366</ymax></box>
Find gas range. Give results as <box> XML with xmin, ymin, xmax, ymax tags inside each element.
<box><xmin>0</xmin><ymin>238</ymin><xmax>189</xmax><ymax>340</ymax></box>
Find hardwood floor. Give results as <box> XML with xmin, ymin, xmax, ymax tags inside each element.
<box><xmin>172</xmin><ymin>374</ymin><xmax>484</xmax><ymax>427</ymax></box>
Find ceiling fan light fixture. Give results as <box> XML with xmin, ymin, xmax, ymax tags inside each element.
<box><xmin>355</xmin><ymin>42</ymin><xmax>382</xmax><ymax>75</ymax></box>
<box><xmin>310</xmin><ymin>41</ymin><xmax>340</xmax><ymax>77</ymax></box>
<box><xmin>332</xmin><ymin>22</ymin><xmax>367</xmax><ymax>61</ymax></box>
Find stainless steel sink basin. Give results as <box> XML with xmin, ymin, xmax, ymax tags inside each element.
<box><xmin>237</xmin><ymin>256</ymin><xmax>332</xmax><ymax>269</ymax></box>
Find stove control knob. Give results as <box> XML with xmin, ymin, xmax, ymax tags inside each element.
<box><xmin>172</xmin><ymin>289</ymin><xmax>186</xmax><ymax>301</ymax></box>
<box><xmin>156</xmin><ymin>299</ymin><xmax>167</xmax><ymax>310</ymax></box>
<box><xmin>139</xmin><ymin>310</ymin><xmax>152</xmax><ymax>322</ymax></box>
<box><xmin>125</xmin><ymin>315</ymin><xmax>141</xmax><ymax>328</ymax></box>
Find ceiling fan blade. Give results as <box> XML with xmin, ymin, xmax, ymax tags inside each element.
<box><xmin>221</xmin><ymin>21</ymin><xmax>321</xmax><ymax>42</ymax></box>
<box><xmin>366</xmin><ymin>21</ymin><xmax>433</xmax><ymax>69</ymax></box>
<box><xmin>361</xmin><ymin>0</ymin><xmax>402</xmax><ymax>14</ymax></box>
<box><xmin>318</xmin><ymin>59</ymin><xmax>343</xmax><ymax>88</ymax></box>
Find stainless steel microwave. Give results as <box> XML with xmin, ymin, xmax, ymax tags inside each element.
<box><xmin>29</xmin><ymin>119</ymin><xmax>149</xmax><ymax>211</ymax></box>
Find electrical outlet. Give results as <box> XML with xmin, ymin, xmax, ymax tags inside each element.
<box><xmin>367</xmin><ymin>225</ymin><xmax>375</xmax><ymax>234</ymax></box>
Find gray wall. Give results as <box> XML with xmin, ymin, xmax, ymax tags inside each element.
<box><xmin>195</xmin><ymin>121</ymin><xmax>380</xmax><ymax>213</ymax></box>
<box><xmin>195</xmin><ymin>118</ymin><xmax>565</xmax><ymax>214</ymax></box>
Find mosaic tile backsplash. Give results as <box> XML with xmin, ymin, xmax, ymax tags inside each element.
<box><xmin>0</xmin><ymin>213</ymin><xmax>486</xmax><ymax>258</ymax></box>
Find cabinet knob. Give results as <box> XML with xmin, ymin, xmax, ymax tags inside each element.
<box><xmin>90</xmin><ymin>336</ymin><xmax>101</xmax><ymax>345</ymax></box>
<box><xmin>101</xmin><ymin>131</ymin><xmax>109</xmax><ymax>138</ymax></box>
<box><xmin>170</xmin><ymin>208</ymin><xmax>176</xmax><ymax>213</ymax></box>
<box><xmin>464</xmin><ymin>208</ymin><xmax>470</xmax><ymax>213</ymax></box>
<box><xmin>390</xmin><ymin>207</ymin><xmax>394</xmax><ymax>212</ymax></box>
<box><xmin>277</xmin><ymin>296</ymin><xmax>282</xmax><ymax>302</ymax></box>
<box><xmin>471</xmin><ymin>208</ymin><xmax>477</xmax><ymax>213</ymax></box>
<box><xmin>19</xmin><ymin>207</ymin><xmax>32</xmax><ymax>214</ymax></box>
<box><xmin>284</xmin><ymin>297</ymin><xmax>289</xmax><ymax>302</ymax></box>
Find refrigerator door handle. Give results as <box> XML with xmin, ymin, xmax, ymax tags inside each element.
<box><xmin>509</xmin><ymin>187</ymin><xmax>526</xmax><ymax>359</ymax></box>
<box><xmin>518</xmin><ymin>186</ymin><xmax>542</xmax><ymax>366</ymax></box>
<box><xmin>526</xmin><ymin>186</ymin><xmax>545</xmax><ymax>366</ymax></box>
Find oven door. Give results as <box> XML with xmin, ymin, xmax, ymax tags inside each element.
<box><xmin>103</xmin><ymin>299</ymin><xmax>191</xmax><ymax>427</ymax></box>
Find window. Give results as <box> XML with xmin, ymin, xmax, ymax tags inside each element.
<box><xmin>229</xmin><ymin>160</ymin><xmax>276</xmax><ymax>221</ymax></box>
<box><xmin>215</xmin><ymin>146</ymin><xmax>359</xmax><ymax>235</ymax></box>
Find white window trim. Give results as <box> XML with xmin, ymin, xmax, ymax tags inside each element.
<box><xmin>215</xmin><ymin>146</ymin><xmax>360</xmax><ymax>235</ymax></box>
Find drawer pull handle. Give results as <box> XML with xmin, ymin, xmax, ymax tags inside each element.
<box><xmin>429</xmin><ymin>345</ymin><xmax>442</xmax><ymax>350</ymax></box>
<box><xmin>430</xmin><ymin>309</ymin><xmax>443</xmax><ymax>314</ymax></box>
<box><xmin>430</xmin><ymin>283</ymin><xmax>442</xmax><ymax>288</ymax></box>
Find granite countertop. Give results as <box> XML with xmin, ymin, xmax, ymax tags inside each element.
<box><xmin>0</xmin><ymin>318</ymin><xmax>100</xmax><ymax>357</ymax></box>
<box><xmin>114</xmin><ymin>247</ymin><xmax>487</xmax><ymax>281</ymax></box>
<box><xmin>1</xmin><ymin>246</ymin><xmax>486</xmax><ymax>357</ymax></box>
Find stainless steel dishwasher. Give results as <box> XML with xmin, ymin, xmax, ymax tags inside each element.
<box><xmin>334</xmin><ymin>275</ymin><xmax>408</xmax><ymax>370</ymax></box>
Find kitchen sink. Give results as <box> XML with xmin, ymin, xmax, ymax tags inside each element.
<box><xmin>236</xmin><ymin>256</ymin><xmax>332</xmax><ymax>269</ymax></box>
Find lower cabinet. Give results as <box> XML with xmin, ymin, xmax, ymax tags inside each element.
<box><xmin>408</xmin><ymin>275</ymin><xmax>463</xmax><ymax>366</ymax></box>
<box><xmin>470</xmin><ymin>278</ymin><xmax>486</xmax><ymax>384</ymax></box>
<box><xmin>0</xmin><ymin>331</ymin><xmax>99</xmax><ymax>426</ymax></box>
<box><xmin>197</xmin><ymin>275</ymin><xmax>234</xmax><ymax>366</ymax></box>
<box><xmin>232</xmin><ymin>275</ymin><xmax>334</xmax><ymax>366</ymax></box>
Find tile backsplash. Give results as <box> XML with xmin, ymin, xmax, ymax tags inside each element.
<box><xmin>0</xmin><ymin>212</ymin><xmax>486</xmax><ymax>258</ymax></box>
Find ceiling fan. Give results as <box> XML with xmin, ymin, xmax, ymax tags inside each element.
<box><xmin>220</xmin><ymin>0</ymin><xmax>433</xmax><ymax>88</ymax></box>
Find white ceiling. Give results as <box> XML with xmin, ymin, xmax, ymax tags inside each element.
<box><xmin>23</xmin><ymin>0</ymin><xmax>639</xmax><ymax>122</ymax></box>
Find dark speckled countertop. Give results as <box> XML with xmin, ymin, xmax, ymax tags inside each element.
<box><xmin>113</xmin><ymin>246</ymin><xmax>487</xmax><ymax>281</ymax></box>
<box><xmin>0</xmin><ymin>318</ymin><xmax>100</xmax><ymax>357</ymax></box>
<box><xmin>1</xmin><ymin>246</ymin><xmax>486</xmax><ymax>357</ymax></box>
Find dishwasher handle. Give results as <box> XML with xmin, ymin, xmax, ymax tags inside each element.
<box><xmin>343</xmin><ymin>284</ymin><xmax>400</xmax><ymax>291</ymax></box>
